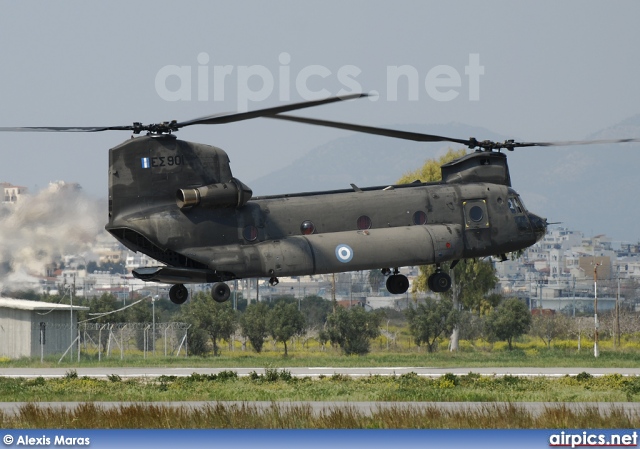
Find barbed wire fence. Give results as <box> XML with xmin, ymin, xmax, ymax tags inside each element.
<box><xmin>30</xmin><ymin>321</ymin><xmax>191</xmax><ymax>363</ymax></box>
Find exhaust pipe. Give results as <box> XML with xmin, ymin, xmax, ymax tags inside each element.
<box><xmin>177</xmin><ymin>177</ymin><xmax>252</xmax><ymax>209</ymax></box>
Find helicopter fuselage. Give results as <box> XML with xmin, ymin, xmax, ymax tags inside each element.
<box><xmin>105</xmin><ymin>134</ymin><xmax>546</xmax><ymax>293</ymax></box>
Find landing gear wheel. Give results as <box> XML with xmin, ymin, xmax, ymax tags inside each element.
<box><xmin>211</xmin><ymin>282</ymin><xmax>231</xmax><ymax>303</ymax></box>
<box><xmin>428</xmin><ymin>272</ymin><xmax>452</xmax><ymax>293</ymax></box>
<box><xmin>427</xmin><ymin>274</ymin><xmax>435</xmax><ymax>292</ymax></box>
<box><xmin>386</xmin><ymin>274</ymin><xmax>409</xmax><ymax>295</ymax></box>
<box><xmin>169</xmin><ymin>284</ymin><xmax>189</xmax><ymax>304</ymax></box>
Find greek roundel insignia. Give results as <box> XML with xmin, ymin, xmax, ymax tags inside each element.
<box><xmin>335</xmin><ymin>244</ymin><xmax>353</xmax><ymax>263</ymax></box>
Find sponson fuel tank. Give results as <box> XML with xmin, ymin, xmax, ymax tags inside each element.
<box><xmin>190</xmin><ymin>224</ymin><xmax>464</xmax><ymax>279</ymax></box>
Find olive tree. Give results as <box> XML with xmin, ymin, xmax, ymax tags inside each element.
<box><xmin>530</xmin><ymin>312</ymin><xmax>569</xmax><ymax>348</ymax></box>
<box><xmin>485</xmin><ymin>297</ymin><xmax>531</xmax><ymax>350</ymax></box>
<box><xmin>267</xmin><ymin>301</ymin><xmax>305</xmax><ymax>356</ymax></box>
<box><xmin>181</xmin><ymin>291</ymin><xmax>237</xmax><ymax>356</ymax></box>
<box><xmin>326</xmin><ymin>306</ymin><xmax>381</xmax><ymax>355</ymax></box>
<box><xmin>405</xmin><ymin>297</ymin><xmax>458</xmax><ymax>352</ymax></box>
<box><xmin>240</xmin><ymin>302</ymin><xmax>269</xmax><ymax>353</ymax></box>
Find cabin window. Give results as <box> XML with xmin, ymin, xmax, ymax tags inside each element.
<box><xmin>357</xmin><ymin>215</ymin><xmax>372</xmax><ymax>230</ymax></box>
<box><xmin>243</xmin><ymin>225</ymin><xmax>258</xmax><ymax>242</ymax></box>
<box><xmin>469</xmin><ymin>206</ymin><xmax>484</xmax><ymax>222</ymax></box>
<box><xmin>300</xmin><ymin>220</ymin><xmax>315</xmax><ymax>235</ymax></box>
<box><xmin>463</xmin><ymin>199</ymin><xmax>490</xmax><ymax>229</ymax></box>
<box><xmin>413</xmin><ymin>211</ymin><xmax>427</xmax><ymax>225</ymax></box>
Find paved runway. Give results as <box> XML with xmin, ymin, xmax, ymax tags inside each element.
<box><xmin>1</xmin><ymin>366</ymin><xmax>638</xmax><ymax>418</ymax></box>
<box><xmin>1</xmin><ymin>366</ymin><xmax>639</xmax><ymax>378</ymax></box>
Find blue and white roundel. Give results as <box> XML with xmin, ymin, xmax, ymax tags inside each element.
<box><xmin>335</xmin><ymin>244</ymin><xmax>354</xmax><ymax>263</ymax></box>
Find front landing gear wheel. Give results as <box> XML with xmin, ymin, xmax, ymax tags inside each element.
<box><xmin>386</xmin><ymin>274</ymin><xmax>409</xmax><ymax>295</ymax></box>
<box><xmin>169</xmin><ymin>284</ymin><xmax>189</xmax><ymax>304</ymax></box>
<box><xmin>211</xmin><ymin>282</ymin><xmax>231</xmax><ymax>303</ymax></box>
<box><xmin>428</xmin><ymin>272</ymin><xmax>452</xmax><ymax>293</ymax></box>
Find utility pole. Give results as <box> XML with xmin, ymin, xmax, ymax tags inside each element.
<box><xmin>70</xmin><ymin>275</ymin><xmax>75</xmax><ymax>362</ymax></box>
<box><xmin>616</xmin><ymin>270</ymin><xmax>621</xmax><ymax>348</ymax></box>
<box><xmin>332</xmin><ymin>273</ymin><xmax>336</xmax><ymax>313</ymax></box>
<box><xmin>233</xmin><ymin>279</ymin><xmax>238</xmax><ymax>310</ymax></box>
<box><xmin>572</xmin><ymin>276</ymin><xmax>576</xmax><ymax>317</ymax></box>
<box><xmin>593</xmin><ymin>263</ymin><xmax>601</xmax><ymax>358</ymax></box>
<box><xmin>152</xmin><ymin>296</ymin><xmax>156</xmax><ymax>356</ymax></box>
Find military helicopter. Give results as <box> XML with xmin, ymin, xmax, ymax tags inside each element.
<box><xmin>3</xmin><ymin>94</ymin><xmax>639</xmax><ymax>304</ymax></box>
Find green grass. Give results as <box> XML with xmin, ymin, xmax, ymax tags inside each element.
<box><xmin>5</xmin><ymin>345</ymin><xmax>640</xmax><ymax>369</ymax></box>
<box><xmin>1</xmin><ymin>370</ymin><xmax>639</xmax><ymax>403</ymax></box>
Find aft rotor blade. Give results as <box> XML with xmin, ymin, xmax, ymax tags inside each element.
<box><xmin>265</xmin><ymin>114</ymin><xmax>472</xmax><ymax>146</ymax></box>
<box><xmin>0</xmin><ymin>125</ymin><xmax>135</xmax><ymax>133</ymax></box>
<box><xmin>175</xmin><ymin>93</ymin><xmax>368</xmax><ymax>128</ymax></box>
<box><xmin>0</xmin><ymin>94</ymin><xmax>367</xmax><ymax>135</ymax></box>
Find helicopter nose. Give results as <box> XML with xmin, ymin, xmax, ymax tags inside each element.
<box><xmin>528</xmin><ymin>212</ymin><xmax>547</xmax><ymax>241</ymax></box>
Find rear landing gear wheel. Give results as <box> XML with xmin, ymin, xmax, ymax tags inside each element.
<box><xmin>211</xmin><ymin>282</ymin><xmax>231</xmax><ymax>303</ymax></box>
<box><xmin>169</xmin><ymin>284</ymin><xmax>189</xmax><ymax>304</ymax></box>
<box><xmin>386</xmin><ymin>274</ymin><xmax>409</xmax><ymax>295</ymax></box>
<box><xmin>428</xmin><ymin>272</ymin><xmax>452</xmax><ymax>293</ymax></box>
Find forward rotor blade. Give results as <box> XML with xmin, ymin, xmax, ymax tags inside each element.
<box><xmin>265</xmin><ymin>114</ymin><xmax>472</xmax><ymax>146</ymax></box>
<box><xmin>267</xmin><ymin>115</ymin><xmax>640</xmax><ymax>150</ymax></box>
<box><xmin>509</xmin><ymin>138</ymin><xmax>640</xmax><ymax>148</ymax></box>
<box><xmin>175</xmin><ymin>93</ymin><xmax>368</xmax><ymax>128</ymax></box>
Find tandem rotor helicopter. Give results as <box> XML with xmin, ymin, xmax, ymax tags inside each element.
<box><xmin>3</xmin><ymin>93</ymin><xmax>639</xmax><ymax>304</ymax></box>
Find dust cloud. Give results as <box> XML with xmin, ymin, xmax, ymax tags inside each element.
<box><xmin>0</xmin><ymin>182</ymin><xmax>105</xmax><ymax>292</ymax></box>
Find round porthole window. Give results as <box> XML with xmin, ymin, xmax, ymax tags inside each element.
<box><xmin>469</xmin><ymin>206</ymin><xmax>484</xmax><ymax>222</ymax></box>
<box><xmin>357</xmin><ymin>215</ymin><xmax>372</xmax><ymax>230</ymax></box>
<box><xmin>243</xmin><ymin>225</ymin><xmax>258</xmax><ymax>241</ymax></box>
<box><xmin>413</xmin><ymin>211</ymin><xmax>427</xmax><ymax>225</ymax></box>
<box><xmin>300</xmin><ymin>220</ymin><xmax>315</xmax><ymax>235</ymax></box>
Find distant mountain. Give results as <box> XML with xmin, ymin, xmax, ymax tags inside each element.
<box><xmin>499</xmin><ymin>117</ymin><xmax>640</xmax><ymax>244</ymax></box>
<box><xmin>248</xmin><ymin>123</ymin><xmax>507</xmax><ymax>195</ymax></box>
<box><xmin>248</xmin><ymin>118</ymin><xmax>640</xmax><ymax>243</ymax></box>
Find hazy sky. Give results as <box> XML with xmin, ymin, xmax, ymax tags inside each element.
<box><xmin>1</xmin><ymin>1</ymin><xmax>640</xmax><ymax>239</ymax></box>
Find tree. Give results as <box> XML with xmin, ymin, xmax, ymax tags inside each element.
<box><xmin>397</xmin><ymin>148</ymin><xmax>467</xmax><ymax>185</ymax></box>
<box><xmin>181</xmin><ymin>292</ymin><xmax>236</xmax><ymax>356</ymax></box>
<box><xmin>240</xmin><ymin>302</ymin><xmax>269</xmax><ymax>353</ymax></box>
<box><xmin>399</xmin><ymin>147</ymin><xmax>505</xmax><ymax>352</ymax></box>
<box><xmin>299</xmin><ymin>295</ymin><xmax>333</xmax><ymax>329</ymax></box>
<box><xmin>405</xmin><ymin>297</ymin><xmax>458</xmax><ymax>352</ymax></box>
<box><xmin>413</xmin><ymin>260</ymin><xmax>498</xmax><ymax>313</ymax></box>
<box><xmin>530</xmin><ymin>312</ymin><xmax>568</xmax><ymax>348</ymax></box>
<box><xmin>413</xmin><ymin>259</ymin><xmax>498</xmax><ymax>352</ymax></box>
<box><xmin>368</xmin><ymin>269</ymin><xmax>385</xmax><ymax>293</ymax></box>
<box><xmin>485</xmin><ymin>297</ymin><xmax>531</xmax><ymax>350</ymax></box>
<box><xmin>326</xmin><ymin>306</ymin><xmax>381</xmax><ymax>355</ymax></box>
<box><xmin>267</xmin><ymin>301</ymin><xmax>305</xmax><ymax>356</ymax></box>
<box><xmin>88</xmin><ymin>293</ymin><xmax>128</xmax><ymax>324</ymax></box>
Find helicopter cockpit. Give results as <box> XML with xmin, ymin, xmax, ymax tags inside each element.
<box><xmin>508</xmin><ymin>194</ymin><xmax>546</xmax><ymax>242</ymax></box>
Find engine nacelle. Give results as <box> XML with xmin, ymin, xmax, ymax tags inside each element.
<box><xmin>177</xmin><ymin>178</ymin><xmax>253</xmax><ymax>209</ymax></box>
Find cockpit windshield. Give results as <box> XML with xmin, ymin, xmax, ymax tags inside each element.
<box><xmin>507</xmin><ymin>196</ymin><xmax>526</xmax><ymax>214</ymax></box>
